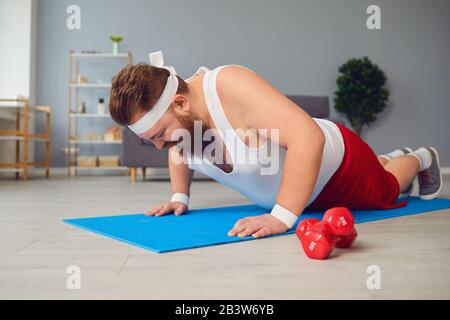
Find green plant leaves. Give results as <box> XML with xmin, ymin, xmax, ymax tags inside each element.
<box><xmin>334</xmin><ymin>57</ymin><xmax>389</xmax><ymax>136</ymax></box>
<box><xmin>110</xmin><ymin>35</ymin><xmax>123</xmax><ymax>42</ymax></box>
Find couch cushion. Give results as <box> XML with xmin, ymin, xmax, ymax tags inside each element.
<box><xmin>121</xmin><ymin>127</ymin><xmax>168</xmax><ymax>167</ymax></box>
<box><xmin>286</xmin><ymin>95</ymin><xmax>330</xmax><ymax>118</ymax></box>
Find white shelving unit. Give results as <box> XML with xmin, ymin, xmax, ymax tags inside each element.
<box><xmin>67</xmin><ymin>50</ymin><xmax>132</xmax><ymax>176</ymax></box>
<box><xmin>69</xmin><ymin>83</ymin><xmax>112</xmax><ymax>88</ymax></box>
<box><xmin>69</xmin><ymin>140</ymin><xmax>123</xmax><ymax>144</ymax></box>
<box><xmin>70</xmin><ymin>53</ymin><xmax>130</xmax><ymax>59</ymax></box>
<box><xmin>0</xmin><ymin>135</ymin><xmax>49</xmax><ymax>142</ymax></box>
<box><xmin>70</xmin><ymin>113</ymin><xmax>112</xmax><ymax>118</ymax></box>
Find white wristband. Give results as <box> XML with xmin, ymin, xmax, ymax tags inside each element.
<box><xmin>170</xmin><ymin>193</ymin><xmax>189</xmax><ymax>206</ymax></box>
<box><xmin>270</xmin><ymin>204</ymin><xmax>298</xmax><ymax>229</ymax></box>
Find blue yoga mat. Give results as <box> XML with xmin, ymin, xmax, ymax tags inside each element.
<box><xmin>63</xmin><ymin>197</ymin><xmax>450</xmax><ymax>253</ymax></box>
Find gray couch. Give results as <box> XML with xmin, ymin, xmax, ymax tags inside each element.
<box><xmin>122</xmin><ymin>95</ymin><xmax>333</xmax><ymax>182</ymax></box>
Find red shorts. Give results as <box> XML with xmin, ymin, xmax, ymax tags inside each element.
<box><xmin>307</xmin><ymin>123</ymin><xmax>407</xmax><ymax>211</ymax></box>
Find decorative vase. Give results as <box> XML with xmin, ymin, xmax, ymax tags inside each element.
<box><xmin>112</xmin><ymin>42</ymin><xmax>119</xmax><ymax>55</ymax></box>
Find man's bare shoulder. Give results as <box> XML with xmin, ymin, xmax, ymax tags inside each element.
<box><xmin>214</xmin><ymin>65</ymin><xmax>256</xmax><ymax>127</ymax></box>
<box><xmin>213</xmin><ymin>64</ymin><xmax>320</xmax><ymax>149</ymax></box>
<box><xmin>215</xmin><ymin>65</ymin><xmax>257</xmax><ymax>100</ymax></box>
<box><xmin>215</xmin><ymin>65</ymin><xmax>292</xmax><ymax>125</ymax></box>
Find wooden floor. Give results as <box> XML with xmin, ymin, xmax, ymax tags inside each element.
<box><xmin>1</xmin><ymin>171</ymin><xmax>449</xmax><ymax>299</ymax></box>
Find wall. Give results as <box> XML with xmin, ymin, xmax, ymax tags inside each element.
<box><xmin>0</xmin><ymin>0</ymin><xmax>34</xmax><ymax>99</ymax></box>
<box><xmin>0</xmin><ymin>0</ymin><xmax>36</xmax><ymax>172</ymax></box>
<box><xmin>36</xmin><ymin>0</ymin><xmax>450</xmax><ymax>166</ymax></box>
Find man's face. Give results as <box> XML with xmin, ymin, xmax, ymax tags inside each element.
<box><xmin>133</xmin><ymin>107</ymin><xmax>206</xmax><ymax>151</ymax></box>
<box><xmin>133</xmin><ymin>109</ymin><xmax>181</xmax><ymax>150</ymax></box>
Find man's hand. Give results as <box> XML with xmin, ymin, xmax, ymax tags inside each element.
<box><xmin>146</xmin><ymin>202</ymin><xmax>188</xmax><ymax>217</ymax></box>
<box><xmin>228</xmin><ymin>214</ymin><xmax>290</xmax><ymax>238</ymax></box>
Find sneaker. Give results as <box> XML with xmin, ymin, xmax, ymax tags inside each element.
<box><xmin>399</xmin><ymin>147</ymin><xmax>414</xmax><ymax>198</ymax></box>
<box><xmin>418</xmin><ymin>147</ymin><xmax>443</xmax><ymax>200</ymax></box>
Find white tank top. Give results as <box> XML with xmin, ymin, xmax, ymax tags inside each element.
<box><xmin>186</xmin><ymin>65</ymin><xmax>345</xmax><ymax>210</ymax></box>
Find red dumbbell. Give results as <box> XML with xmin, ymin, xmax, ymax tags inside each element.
<box><xmin>323</xmin><ymin>207</ymin><xmax>357</xmax><ymax>248</ymax></box>
<box><xmin>297</xmin><ymin>219</ymin><xmax>335</xmax><ymax>259</ymax></box>
<box><xmin>296</xmin><ymin>218</ymin><xmax>320</xmax><ymax>237</ymax></box>
<box><xmin>335</xmin><ymin>227</ymin><xmax>358</xmax><ymax>248</ymax></box>
<box><xmin>296</xmin><ymin>207</ymin><xmax>357</xmax><ymax>259</ymax></box>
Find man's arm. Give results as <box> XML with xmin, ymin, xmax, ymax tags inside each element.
<box><xmin>219</xmin><ymin>66</ymin><xmax>325</xmax><ymax>235</ymax></box>
<box><xmin>146</xmin><ymin>148</ymin><xmax>193</xmax><ymax>217</ymax></box>
<box><xmin>168</xmin><ymin>147</ymin><xmax>194</xmax><ymax>197</ymax></box>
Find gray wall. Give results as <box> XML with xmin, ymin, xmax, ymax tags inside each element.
<box><xmin>36</xmin><ymin>0</ymin><xmax>450</xmax><ymax>166</ymax></box>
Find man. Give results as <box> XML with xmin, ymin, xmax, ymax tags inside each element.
<box><xmin>109</xmin><ymin>52</ymin><xmax>442</xmax><ymax>239</ymax></box>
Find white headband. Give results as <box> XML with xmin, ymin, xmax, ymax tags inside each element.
<box><xmin>127</xmin><ymin>51</ymin><xmax>179</xmax><ymax>134</ymax></box>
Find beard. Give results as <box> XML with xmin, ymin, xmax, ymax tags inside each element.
<box><xmin>170</xmin><ymin>110</ymin><xmax>232</xmax><ymax>167</ymax></box>
<box><xmin>171</xmin><ymin>111</ymin><xmax>212</xmax><ymax>157</ymax></box>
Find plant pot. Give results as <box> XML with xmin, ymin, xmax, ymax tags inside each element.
<box><xmin>112</xmin><ymin>42</ymin><xmax>120</xmax><ymax>55</ymax></box>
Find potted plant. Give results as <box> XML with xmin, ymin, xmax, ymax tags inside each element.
<box><xmin>110</xmin><ymin>35</ymin><xmax>123</xmax><ymax>55</ymax></box>
<box><xmin>334</xmin><ymin>57</ymin><xmax>389</xmax><ymax>137</ymax></box>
